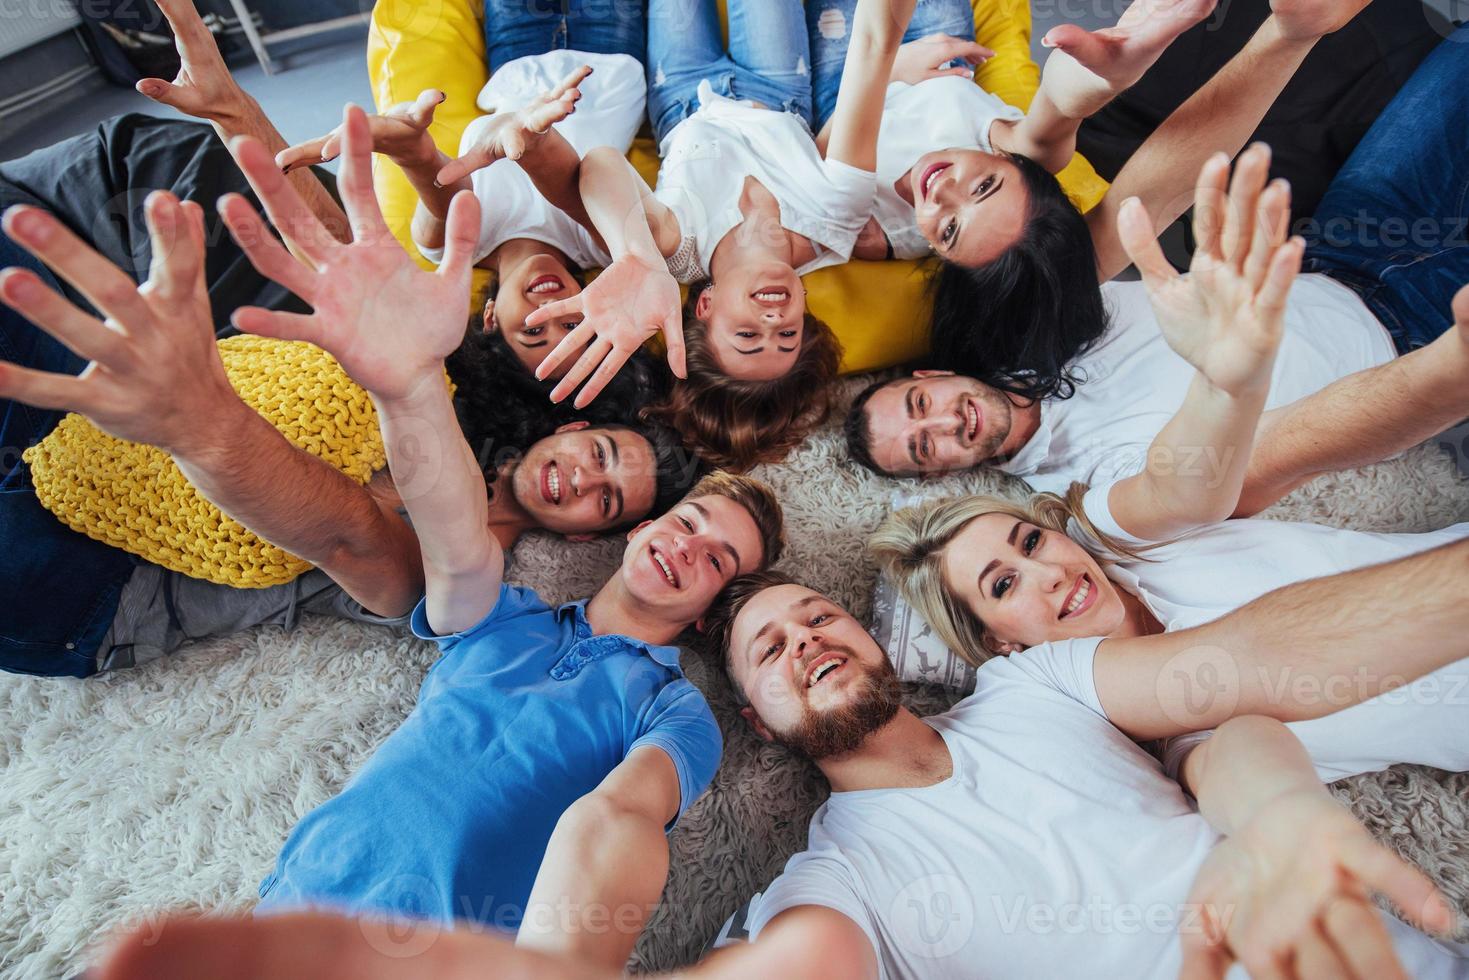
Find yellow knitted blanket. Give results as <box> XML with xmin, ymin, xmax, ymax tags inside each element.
<box><xmin>23</xmin><ymin>335</ymin><xmax>387</xmax><ymax>588</ymax></box>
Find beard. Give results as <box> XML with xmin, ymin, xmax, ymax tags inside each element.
<box><xmin>769</xmin><ymin>654</ymin><xmax>904</xmax><ymax>760</ymax></box>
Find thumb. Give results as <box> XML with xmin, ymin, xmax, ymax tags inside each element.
<box><xmin>662</xmin><ymin>317</ymin><xmax>687</xmax><ymax>379</ymax></box>
<box><xmin>136</xmin><ymin>78</ymin><xmax>181</xmax><ymax>105</ymax></box>
<box><xmin>1042</xmin><ymin>24</ymin><xmax>1110</xmax><ymax>67</ymax></box>
<box><xmin>409</xmin><ymin>89</ymin><xmax>445</xmax><ymax>127</ymax></box>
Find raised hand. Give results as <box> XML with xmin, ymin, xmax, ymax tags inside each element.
<box><xmin>135</xmin><ymin>0</ymin><xmax>249</xmax><ymax>121</ymax></box>
<box><xmin>277</xmin><ymin>90</ymin><xmax>445</xmax><ymax>174</ymax></box>
<box><xmin>1180</xmin><ymin>790</ymin><xmax>1456</xmax><ymax>979</ymax></box>
<box><xmin>889</xmin><ymin>35</ymin><xmax>994</xmax><ymax>85</ymax></box>
<box><xmin>434</xmin><ymin>64</ymin><xmax>592</xmax><ymax>186</ymax></box>
<box><xmin>1119</xmin><ymin>143</ymin><xmax>1303</xmax><ymax>398</ymax></box>
<box><xmin>0</xmin><ymin>195</ymin><xmax>238</xmax><ymax>455</ymax></box>
<box><xmin>528</xmin><ymin>253</ymin><xmax>683</xmax><ymax>408</ymax></box>
<box><xmin>1041</xmin><ymin>0</ymin><xmax>1217</xmax><ymax>97</ymax></box>
<box><xmin>220</xmin><ymin>104</ymin><xmax>480</xmax><ymax>401</ymax></box>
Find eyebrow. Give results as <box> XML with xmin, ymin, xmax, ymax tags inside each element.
<box><xmin>950</xmin><ymin>175</ymin><xmax>1005</xmax><ymax>257</ymax></box>
<box><xmin>690</xmin><ymin>500</ymin><xmax>743</xmax><ymax>575</ymax></box>
<box><xmin>520</xmin><ymin>339</ymin><xmax>549</xmax><ymax>349</ymax></box>
<box><xmin>977</xmin><ymin>521</ymin><xmax>1024</xmax><ymax>594</ymax></box>
<box><xmin>736</xmin><ymin>346</ymin><xmax>765</xmax><ymax>355</ymax></box>
<box><xmin>749</xmin><ymin>595</ymin><xmax>824</xmax><ymax>658</ymax></box>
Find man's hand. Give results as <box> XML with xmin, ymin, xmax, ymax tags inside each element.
<box><xmin>528</xmin><ymin>253</ymin><xmax>683</xmax><ymax>408</ymax></box>
<box><xmin>1269</xmin><ymin>0</ymin><xmax>1375</xmax><ymax>42</ymax></box>
<box><xmin>1119</xmin><ymin>143</ymin><xmax>1303</xmax><ymax>398</ymax></box>
<box><xmin>0</xmin><ymin>195</ymin><xmax>238</xmax><ymax>456</ymax></box>
<box><xmin>434</xmin><ymin>65</ymin><xmax>592</xmax><ymax>187</ymax></box>
<box><xmin>277</xmin><ymin>90</ymin><xmax>445</xmax><ymax>174</ymax></box>
<box><xmin>888</xmin><ymin>35</ymin><xmax>993</xmax><ymax>85</ymax></box>
<box><xmin>220</xmin><ymin>104</ymin><xmax>480</xmax><ymax>401</ymax></box>
<box><xmin>1181</xmin><ymin>790</ymin><xmax>1456</xmax><ymax>979</ymax></box>
<box><xmin>135</xmin><ymin>0</ymin><xmax>250</xmax><ymax>122</ymax></box>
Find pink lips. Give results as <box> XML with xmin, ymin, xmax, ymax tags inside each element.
<box><xmin>919</xmin><ymin>162</ymin><xmax>951</xmax><ymax>203</ymax></box>
<box><xmin>539</xmin><ymin>461</ymin><xmax>559</xmax><ymax>505</ymax></box>
<box><xmin>1058</xmin><ymin>574</ymin><xmax>1097</xmax><ymax>620</ymax></box>
<box><xmin>526</xmin><ymin>274</ymin><xmax>564</xmax><ymax>295</ymax></box>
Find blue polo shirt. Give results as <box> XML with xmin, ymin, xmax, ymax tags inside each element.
<box><xmin>257</xmin><ymin>583</ymin><xmax>722</xmax><ymax>929</ymax></box>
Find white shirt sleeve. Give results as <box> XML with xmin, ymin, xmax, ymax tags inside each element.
<box><xmin>1001</xmin><ymin>637</ymin><xmax>1109</xmax><ymax>718</ymax></box>
<box><xmin>1075</xmin><ymin>481</ymin><xmax>1156</xmax><ymax>548</ymax></box>
<box><xmin>746</xmin><ymin>853</ymin><xmax>881</xmax><ymax>964</ymax></box>
<box><xmin>822</xmin><ymin>156</ymin><xmax>878</xmax><ymax>222</ymax></box>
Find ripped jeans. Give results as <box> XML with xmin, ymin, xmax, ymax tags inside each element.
<box><xmin>808</xmin><ymin>0</ymin><xmax>976</xmax><ymax>130</ymax></box>
<box><xmin>646</xmin><ymin>0</ymin><xmax>814</xmax><ymax>144</ymax></box>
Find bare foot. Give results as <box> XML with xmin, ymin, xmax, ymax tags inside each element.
<box><xmin>1042</xmin><ymin>0</ymin><xmax>1219</xmax><ymax>93</ymax></box>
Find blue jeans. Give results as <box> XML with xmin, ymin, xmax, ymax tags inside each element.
<box><xmin>807</xmin><ymin>0</ymin><xmax>976</xmax><ymax>130</ymax></box>
<box><xmin>1302</xmin><ymin>24</ymin><xmax>1469</xmax><ymax>353</ymax></box>
<box><xmin>646</xmin><ymin>0</ymin><xmax>814</xmax><ymax>144</ymax></box>
<box><xmin>485</xmin><ymin>0</ymin><xmax>646</xmax><ymax>69</ymax></box>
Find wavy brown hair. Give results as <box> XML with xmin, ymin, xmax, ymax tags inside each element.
<box><xmin>644</xmin><ymin>287</ymin><xmax>843</xmax><ymax>472</ymax></box>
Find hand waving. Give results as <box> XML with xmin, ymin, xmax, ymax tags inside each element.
<box><xmin>135</xmin><ymin>0</ymin><xmax>248</xmax><ymax>121</ymax></box>
<box><xmin>1180</xmin><ymin>790</ymin><xmax>1456</xmax><ymax>979</ymax></box>
<box><xmin>0</xmin><ymin>194</ymin><xmax>237</xmax><ymax>456</ymax></box>
<box><xmin>528</xmin><ymin>253</ymin><xmax>684</xmax><ymax>408</ymax></box>
<box><xmin>277</xmin><ymin>90</ymin><xmax>445</xmax><ymax>174</ymax></box>
<box><xmin>220</xmin><ymin>104</ymin><xmax>480</xmax><ymax>402</ymax></box>
<box><xmin>889</xmin><ymin>35</ymin><xmax>994</xmax><ymax>85</ymax></box>
<box><xmin>1041</xmin><ymin>0</ymin><xmax>1217</xmax><ymax>96</ymax></box>
<box><xmin>1119</xmin><ymin>143</ymin><xmax>1303</xmax><ymax>398</ymax></box>
<box><xmin>434</xmin><ymin>65</ymin><xmax>592</xmax><ymax>186</ymax></box>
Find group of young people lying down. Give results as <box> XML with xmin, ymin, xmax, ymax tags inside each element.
<box><xmin>2</xmin><ymin>0</ymin><xmax>1469</xmax><ymax>974</ymax></box>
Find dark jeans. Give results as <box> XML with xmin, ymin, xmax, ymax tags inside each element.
<box><xmin>484</xmin><ymin>0</ymin><xmax>646</xmax><ymax>70</ymax></box>
<box><xmin>0</xmin><ymin>114</ymin><xmax>316</xmax><ymax>677</ymax></box>
<box><xmin>1301</xmin><ymin>24</ymin><xmax>1469</xmax><ymax>352</ymax></box>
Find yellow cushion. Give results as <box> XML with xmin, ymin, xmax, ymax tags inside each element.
<box><xmin>368</xmin><ymin>0</ymin><xmax>1110</xmax><ymax>374</ymax></box>
<box><xmin>24</xmin><ymin>337</ymin><xmax>387</xmax><ymax>588</ymax></box>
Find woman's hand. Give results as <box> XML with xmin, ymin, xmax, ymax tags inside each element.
<box><xmin>277</xmin><ymin>90</ymin><xmax>445</xmax><ymax>174</ymax></box>
<box><xmin>434</xmin><ymin>65</ymin><xmax>592</xmax><ymax>186</ymax></box>
<box><xmin>1181</xmin><ymin>789</ymin><xmax>1456</xmax><ymax>979</ymax></box>
<box><xmin>528</xmin><ymin>253</ymin><xmax>685</xmax><ymax>408</ymax></box>
<box><xmin>1119</xmin><ymin>143</ymin><xmax>1303</xmax><ymax>399</ymax></box>
<box><xmin>221</xmin><ymin>105</ymin><xmax>480</xmax><ymax>403</ymax></box>
<box><xmin>888</xmin><ymin>35</ymin><xmax>993</xmax><ymax>85</ymax></box>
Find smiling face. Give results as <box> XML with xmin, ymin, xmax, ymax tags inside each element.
<box><xmin>490</xmin><ymin>252</ymin><xmax>583</xmax><ymax>378</ymax></box>
<box><xmin>618</xmin><ymin>494</ymin><xmax>765</xmax><ymax>627</ymax></box>
<box><xmin>696</xmin><ymin>262</ymin><xmax>806</xmax><ymax>382</ymax></box>
<box><xmin>909</xmin><ymin>148</ymin><xmax>1028</xmax><ymax>267</ymax></box>
<box><xmin>862</xmin><ymin>371</ymin><xmax>1016</xmax><ymax>477</ymax></box>
<box><xmin>727</xmin><ymin>584</ymin><xmax>902</xmax><ymax>759</ymax></box>
<box><xmin>940</xmin><ymin>513</ymin><xmax>1126</xmax><ymax>654</ymax></box>
<box><xmin>509</xmin><ymin>424</ymin><xmax>656</xmax><ymax>534</ymax></box>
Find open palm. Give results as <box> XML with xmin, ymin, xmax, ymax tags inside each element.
<box><xmin>220</xmin><ymin>105</ymin><xmax>479</xmax><ymax>401</ymax></box>
<box><xmin>1120</xmin><ymin>144</ymin><xmax>1302</xmax><ymax>398</ymax></box>
<box><xmin>435</xmin><ymin>65</ymin><xmax>592</xmax><ymax>186</ymax></box>
<box><xmin>1042</xmin><ymin>0</ymin><xmax>1217</xmax><ymax>93</ymax></box>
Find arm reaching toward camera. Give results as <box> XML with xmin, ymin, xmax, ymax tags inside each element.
<box><xmin>0</xmin><ymin>198</ymin><xmax>422</xmax><ymax>616</ymax></box>
<box><xmin>1177</xmin><ymin>716</ymin><xmax>1455</xmax><ymax>978</ymax></box>
<box><xmin>137</xmin><ymin>0</ymin><xmax>348</xmax><ymax>246</ymax></box>
<box><xmin>223</xmin><ymin>106</ymin><xmax>503</xmax><ymax>634</ymax></box>
<box><xmin>1101</xmin><ymin>145</ymin><xmax>1302</xmax><ymax>542</ymax></box>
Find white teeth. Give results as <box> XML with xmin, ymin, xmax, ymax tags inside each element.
<box><xmin>653</xmin><ymin>551</ymin><xmax>676</xmax><ymax>586</ymax></box>
<box><xmin>548</xmin><ymin>464</ymin><xmax>561</xmax><ymax>503</ymax></box>
<box><xmin>529</xmin><ymin>279</ymin><xmax>561</xmax><ymax>294</ymax></box>
<box><xmin>966</xmin><ymin>403</ymin><xmax>979</xmax><ymax>439</ymax></box>
<box><xmin>754</xmin><ymin>290</ymin><xmax>787</xmax><ymax>302</ymax></box>
<box><xmin>808</xmin><ymin>659</ymin><xmax>841</xmax><ymax>687</ymax></box>
<box><xmin>924</xmin><ymin>165</ymin><xmax>945</xmax><ymax>198</ymax></box>
<box><xmin>1065</xmin><ymin>578</ymin><xmax>1090</xmax><ymax>615</ymax></box>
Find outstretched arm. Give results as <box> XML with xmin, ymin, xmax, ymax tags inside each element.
<box><xmin>1093</xmin><ymin>534</ymin><xmax>1469</xmax><ymax>740</ymax></box>
<box><xmin>138</xmin><ymin>0</ymin><xmax>348</xmax><ymax>246</ymax></box>
<box><xmin>0</xmin><ymin>199</ymin><xmax>423</xmax><ymax>617</ymax></box>
<box><xmin>823</xmin><ymin>0</ymin><xmax>918</xmax><ymax>172</ymax></box>
<box><xmin>1238</xmin><ymin>284</ymin><xmax>1469</xmax><ymax>515</ymax></box>
<box><xmin>1177</xmin><ymin>716</ymin><xmax>1454</xmax><ymax>978</ymax></box>
<box><xmin>1101</xmin><ymin>145</ymin><xmax>1302</xmax><ymax>541</ymax></box>
<box><xmin>1087</xmin><ymin>0</ymin><xmax>1376</xmax><ymax>281</ymax></box>
<box><xmin>223</xmin><ymin>107</ymin><xmax>503</xmax><ymax>634</ymax></box>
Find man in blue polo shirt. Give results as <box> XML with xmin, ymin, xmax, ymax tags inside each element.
<box><xmin>223</xmin><ymin>111</ymin><xmax>784</xmax><ymax>971</ymax></box>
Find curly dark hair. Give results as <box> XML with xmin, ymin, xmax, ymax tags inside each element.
<box><xmin>927</xmin><ymin>152</ymin><xmax>1109</xmax><ymax>402</ymax></box>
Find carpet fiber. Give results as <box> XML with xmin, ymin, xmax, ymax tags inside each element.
<box><xmin>3</xmin><ymin>377</ymin><xmax>1467</xmax><ymax>977</ymax></box>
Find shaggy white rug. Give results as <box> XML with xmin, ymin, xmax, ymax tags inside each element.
<box><xmin>3</xmin><ymin>376</ymin><xmax>1468</xmax><ymax>978</ymax></box>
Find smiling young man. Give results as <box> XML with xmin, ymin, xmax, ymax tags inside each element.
<box><xmin>212</xmin><ymin>108</ymin><xmax>784</xmax><ymax>970</ymax></box>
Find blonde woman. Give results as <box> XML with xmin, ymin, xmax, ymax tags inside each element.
<box><xmin>871</xmin><ymin>149</ymin><xmax>1469</xmax><ymax>785</ymax></box>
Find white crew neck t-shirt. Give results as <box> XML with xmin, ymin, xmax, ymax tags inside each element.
<box><xmin>745</xmin><ymin>644</ymin><xmax>1464</xmax><ymax>980</ymax></box>
<box><xmin>652</xmin><ymin>80</ymin><xmax>877</xmax><ymax>283</ymax></box>
<box><xmin>1070</xmin><ymin>483</ymin><xmax>1469</xmax><ymax>783</ymax></box>
<box><xmin>996</xmin><ymin>275</ymin><xmax>1398</xmax><ymax>496</ymax></box>
<box><xmin>416</xmin><ymin>50</ymin><xmax>645</xmax><ymax>269</ymax></box>
<box><xmin>871</xmin><ymin>76</ymin><xmax>1025</xmax><ymax>260</ymax></box>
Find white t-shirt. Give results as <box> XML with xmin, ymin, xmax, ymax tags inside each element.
<box><xmin>746</xmin><ymin>644</ymin><xmax>1463</xmax><ymax>979</ymax></box>
<box><xmin>653</xmin><ymin>81</ymin><xmax>877</xmax><ymax>282</ymax></box>
<box><xmin>872</xmin><ymin>77</ymin><xmax>1025</xmax><ymax>260</ymax></box>
<box><xmin>1073</xmin><ymin>482</ymin><xmax>1469</xmax><ymax>783</ymax></box>
<box><xmin>417</xmin><ymin>51</ymin><xmax>645</xmax><ymax>268</ymax></box>
<box><xmin>998</xmin><ymin>275</ymin><xmax>1398</xmax><ymax>496</ymax></box>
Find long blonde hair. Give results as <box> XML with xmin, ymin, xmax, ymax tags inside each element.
<box><xmin>868</xmin><ymin>484</ymin><xmax>1145</xmax><ymax>667</ymax></box>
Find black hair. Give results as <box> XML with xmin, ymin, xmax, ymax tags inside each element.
<box><xmin>843</xmin><ymin>378</ymin><xmax>893</xmax><ymax>477</ymax></box>
<box><xmin>927</xmin><ymin>153</ymin><xmax>1109</xmax><ymax>402</ymax></box>
<box><xmin>638</xmin><ymin>417</ymin><xmax>709</xmax><ymax>520</ymax></box>
<box><xmin>444</xmin><ymin>326</ymin><xmax>672</xmax><ymax>477</ymax></box>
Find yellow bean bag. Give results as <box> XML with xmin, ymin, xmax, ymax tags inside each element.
<box><xmin>24</xmin><ymin>336</ymin><xmax>387</xmax><ymax>588</ymax></box>
<box><xmin>368</xmin><ymin>0</ymin><xmax>1109</xmax><ymax>374</ymax></box>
